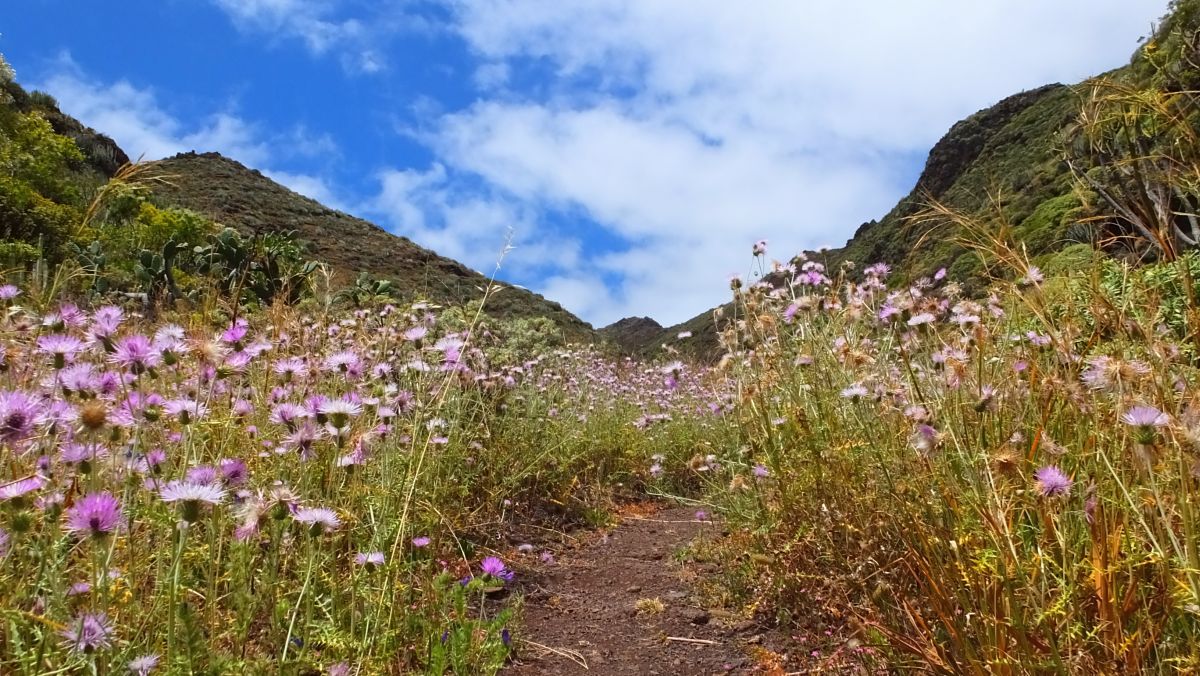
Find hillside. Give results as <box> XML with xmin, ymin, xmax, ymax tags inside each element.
<box><xmin>1</xmin><ymin>55</ymin><xmax>595</xmax><ymax>340</ymax></box>
<box><xmin>597</xmin><ymin>316</ymin><xmax>664</xmax><ymax>353</ymax></box>
<box><xmin>146</xmin><ymin>152</ymin><xmax>594</xmax><ymax>338</ymax></box>
<box><xmin>617</xmin><ymin>30</ymin><xmax>1178</xmax><ymax>360</ymax></box>
<box><xmin>609</xmin><ymin>82</ymin><xmax>1082</xmax><ymax>359</ymax></box>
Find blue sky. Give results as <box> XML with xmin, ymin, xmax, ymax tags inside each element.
<box><xmin>0</xmin><ymin>0</ymin><xmax>1169</xmax><ymax>326</ymax></box>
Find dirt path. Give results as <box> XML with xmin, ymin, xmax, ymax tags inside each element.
<box><xmin>506</xmin><ymin>504</ymin><xmax>758</xmax><ymax>675</ymax></box>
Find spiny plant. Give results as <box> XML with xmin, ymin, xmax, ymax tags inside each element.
<box><xmin>0</xmin><ymin>280</ymin><xmax>731</xmax><ymax>674</ymax></box>
<box><xmin>687</xmin><ymin>232</ymin><xmax>1200</xmax><ymax>673</ymax></box>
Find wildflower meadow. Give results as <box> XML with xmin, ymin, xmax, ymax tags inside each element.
<box><xmin>0</xmin><ymin>283</ymin><xmax>730</xmax><ymax>673</ymax></box>
<box><xmin>5</xmin><ymin>230</ymin><xmax>1200</xmax><ymax>672</ymax></box>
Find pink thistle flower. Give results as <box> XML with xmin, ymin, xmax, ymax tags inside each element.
<box><xmin>0</xmin><ymin>391</ymin><xmax>41</xmax><ymax>449</ymax></box>
<box><xmin>111</xmin><ymin>335</ymin><xmax>161</xmax><ymax>373</ymax></box>
<box><xmin>1122</xmin><ymin>405</ymin><xmax>1169</xmax><ymax>428</ymax></box>
<box><xmin>162</xmin><ymin>399</ymin><xmax>207</xmax><ymax>424</ymax></box>
<box><xmin>840</xmin><ymin>383</ymin><xmax>868</xmax><ymax>400</ymax></box>
<box><xmin>1019</xmin><ymin>266</ymin><xmax>1044</xmax><ymax>286</ymax></box>
<box><xmin>318</xmin><ymin>398</ymin><xmax>362</xmax><ymax>429</ymax></box>
<box><xmin>0</xmin><ymin>475</ymin><xmax>45</xmax><ymax>504</ymax></box>
<box><xmin>907</xmin><ymin>312</ymin><xmax>935</xmax><ymax>326</ymax></box>
<box><xmin>480</xmin><ymin>556</ymin><xmax>514</xmax><ymax>582</ymax></box>
<box><xmin>293</xmin><ymin>507</ymin><xmax>341</xmax><ymax>535</ymax></box>
<box><xmin>36</xmin><ymin>334</ymin><xmax>85</xmax><ymax>366</ymax></box>
<box><xmin>355</xmin><ymin>551</ymin><xmax>385</xmax><ymax>567</ymax></box>
<box><xmin>323</xmin><ymin>351</ymin><xmax>361</xmax><ymax>374</ymax></box>
<box><xmin>60</xmin><ymin>611</ymin><xmax>114</xmax><ymax>653</ymax></box>
<box><xmin>219</xmin><ymin>458</ymin><xmax>248</xmax><ymax>486</ymax></box>
<box><xmin>64</xmin><ymin>492</ymin><xmax>123</xmax><ymax>539</ymax></box>
<box><xmin>89</xmin><ymin>306</ymin><xmax>124</xmax><ymax>341</ymax></box>
<box><xmin>160</xmin><ymin>480</ymin><xmax>226</xmax><ymax>522</ymax></box>
<box><xmin>160</xmin><ymin>480</ymin><xmax>226</xmax><ymax>504</ymax></box>
<box><xmin>128</xmin><ymin>654</ymin><xmax>159</xmax><ymax>675</ymax></box>
<box><xmin>1034</xmin><ymin>466</ymin><xmax>1072</xmax><ymax>498</ymax></box>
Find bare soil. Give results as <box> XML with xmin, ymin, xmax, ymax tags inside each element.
<box><xmin>504</xmin><ymin>504</ymin><xmax>765</xmax><ymax>675</ymax></box>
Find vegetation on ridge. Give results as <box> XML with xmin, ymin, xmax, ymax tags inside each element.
<box><xmin>4</xmin><ymin>1</ymin><xmax>1200</xmax><ymax>673</ymax></box>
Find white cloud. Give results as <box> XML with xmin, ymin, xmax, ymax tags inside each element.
<box><xmin>39</xmin><ymin>58</ymin><xmax>269</xmax><ymax>165</ymax></box>
<box><xmin>265</xmin><ymin>170</ymin><xmax>349</xmax><ymax>211</ymax></box>
<box><xmin>472</xmin><ymin>62</ymin><xmax>510</xmax><ymax>90</ymax></box>
<box><xmin>209</xmin><ymin>0</ymin><xmax>427</xmax><ymax>74</ymax></box>
<box><xmin>211</xmin><ymin>0</ymin><xmax>365</xmax><ymax>55</ymax></box>
<box><xmin>394</xmin><ymin>0</ymin><xmax>1167</xmax><ymax>326</ymax></box>
<box><xmin>38</xmin><ymin>56</ymin><xmax>347</xmax><ymax>208</ymax></box>
<box><xmin>366</xmin><ymin>163</ymin><xmax>581</xmax><ymax>279</ymax></box>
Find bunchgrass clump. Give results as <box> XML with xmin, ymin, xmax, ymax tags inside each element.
<box><xmin>688</xmin><ymin>243</ymin><xmax>1200</xmax><ymax>672</ymax></box>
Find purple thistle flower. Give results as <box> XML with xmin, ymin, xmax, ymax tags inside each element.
<box><xmin>232</xmin><ymin>399</ymin><xmax>254</xmax><ymax>417</ymax></box>
<box><xmin>1019</xmin><ymin>266</ymin><xmax>1044</xmax><ymax>286</ymax></box>
<box><xmin>219</xmin><ymin>458</ymin><xmax>248</xmax><ymax>486</ymax></box>
<box><xmin>1034</xmin><ymin>466</ymin><xmax>1073</xmax><ymax>498</ymax></box>
<box><xmin>220</xmin><ymin>321</ymin><xmax>248</xmax><ymax>345</ymax></box>
<box><xmin>1121</xmin><ymin>405</ymin><xmax>1169</xmax><ymax>428</ymax></box>
<box><xmin>0</xmin><ymin>284</ymin><xmax>20</xmax><ymax>299</ymax></box>
<box><xmin>480</xmin><ymin>556</ymin><xmax>514</xmax><ymax>582</ymax></box>
<box><xmin>160</xmin><ymin>480</ymin><xmax>226</xmax><ymax>522</ymax></box>
<box><xmin>273</xmin><ymin>357</ymin><xmax>309</xmax><ymax>381</ymax></box>
<box><xmin>128</xmin><ymin>654</ymin><xmax>160</xmax><ymax>675</ymax></box>
<box><xmin>162</xmin><ymin>398</ymin><xmax>207</xmax><ymax>424</ymax></box>
<box><xmin>752</xmin><ymin>464</ymin><xmax>770</xmax><ymax>478</ymax></box>
<box><xmin>111</xmin><ymin>335</ymin><xmax>161</xmax><ymax>373</ymax></box>
<box><xmin>412</xmin><ymin>536</ymin><xmax>431</xmax><ymax>548</ymax></box>
<box><xmin>318</xmin><ymin>398</ymin><xmax>362</xmax><ymax>429</ymax></box>
<box><xmin>160</xmin><ymin>480</ymin><xmax>226</xmax><ymax>505</ymax></box>
<box><xmin>60</xmin><ymin>611</ymin><xmax>114</xmax><ymax>653</ymax></box>
<box><xmin>89</xmin><ymin>306</ymin><xmax>124</xmax><ymax>341</ymax></box>
<box><xmin>0</xmin><ymin>475</ymin><xmax>45</xmax><ymax>504</ymax></box>
<box><xmin>323</xmin><ymin>350</ymin><xmax>361</xmax><ymax>373</ymax></box>
<box><xmin>64</xmin><ymin>492</ymin><xmax>123</xmax><ymax>539</ymax></box>
<box><xmin>1123</xmin><ymin>405</ymin><xmax>1168</xmax><ymax>445</ymax></box>
<box><xmin>907</xmin><ymin>312</ymin><xmax>936</xmax><ymax>326</ymax></box>
<box><xmin>840</xmin><ymin>383</ymin><xmax>868</xmax><ymax>400</ymax></box>
<box><xmin>270</xmin><ymin>402</ymin><xmax>311</xmax><ymax>427</ymax></box>
<box><xmin>0</xmin><ymin>390</ymin><xmax>42</xmax><ymax>445</ymax></box>
<box><xmin>185</xmin><ymin>465</ymin><xmax>219</xmax><ymax>485</ymax></box>
<box><xmin>58</xmin><ymin>363</ymin><xmax>100</xmax><ymax>395</ymax></box>
<box><xmin>355</xmin><ymin>551</ymin><xmax>385</xmax><ymax>567</ymax></box>
<box><xmin>36</xmin><ymin>334</ymin><xmax>85</xmax><ymax>366</ymax></box>
<box><xmin>293</xmin><ymin>507</ymin><xmax>341</xmax><ymax>535</ymax></box>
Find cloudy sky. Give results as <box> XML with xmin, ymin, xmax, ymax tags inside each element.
<box><xmin>0</xmin><ymin>1</ymin><xmax>1168</xmax><ymax>326</ymax></box>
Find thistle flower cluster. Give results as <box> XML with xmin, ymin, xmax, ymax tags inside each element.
<box><xmin>0</xmin><ymin>296</ymin><xmax>614</xmax><ymax>669</ymax></box>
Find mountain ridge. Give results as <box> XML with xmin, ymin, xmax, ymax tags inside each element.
<box><xmin>609</xmin><ymin>78</ymin><xmax>1107</xmax><ymax>359</ymax></box>
<box><xmin>143</xmin><ymin>151</ymin><xmax>595</xmax><ymax>339</ymax></box>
